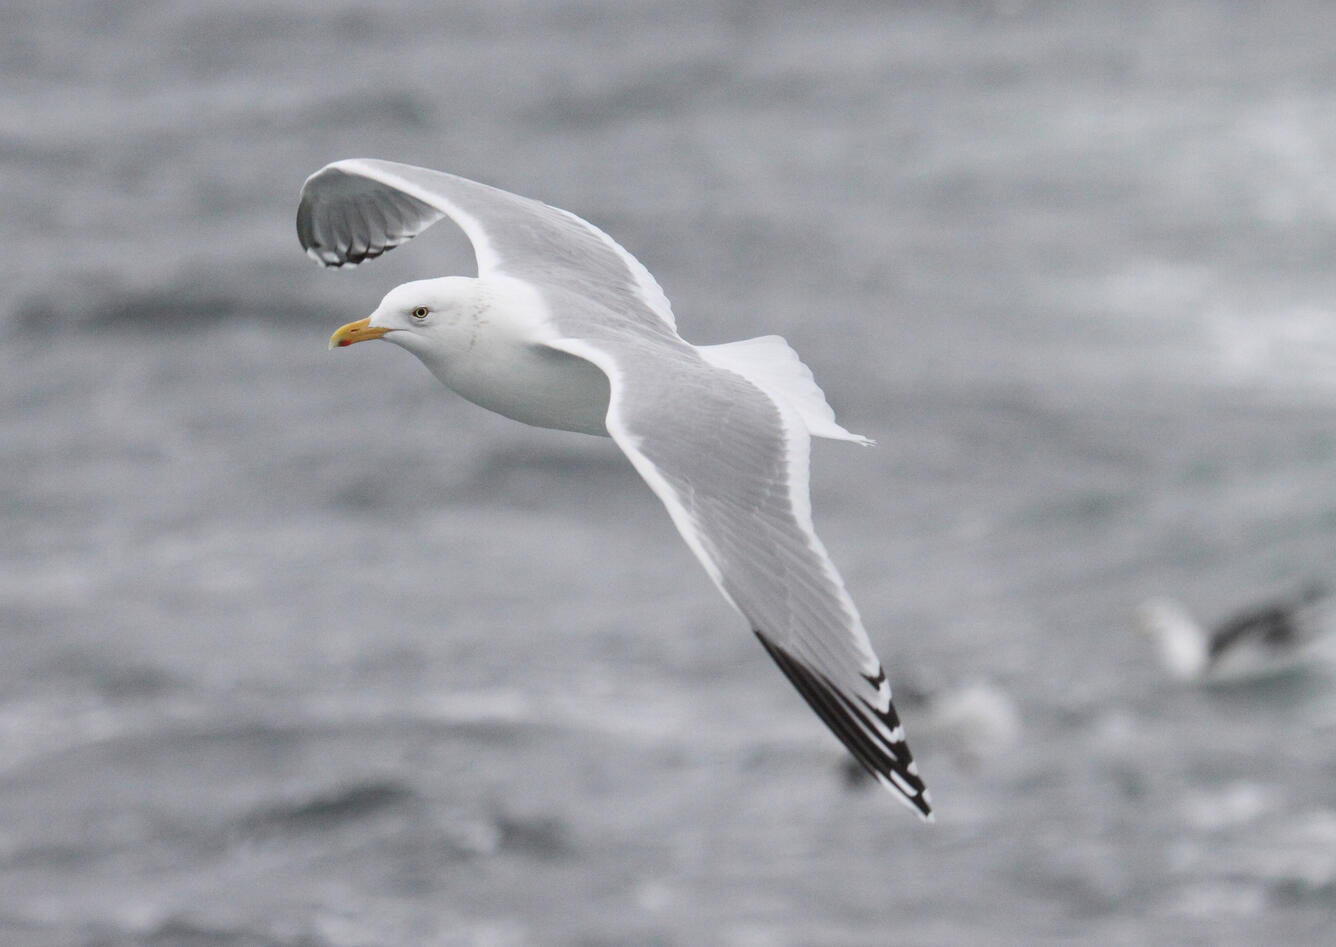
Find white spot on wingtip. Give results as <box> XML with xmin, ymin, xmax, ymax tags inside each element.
<box><xmin>889</xmin><ymin>771</ymin><xmax>917</xmax><ymax>796</ymax></box>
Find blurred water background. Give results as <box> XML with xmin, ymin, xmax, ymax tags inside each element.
<box><xmin>6</xmin><ymin>1</ymin><xmax>1336</xmax><ymax>944</ymax></box>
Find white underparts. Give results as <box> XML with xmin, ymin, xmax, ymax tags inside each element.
<box><xmin>402</xmin><ymin>276</ymin><xmax>613</xmax><ymax>436</ymax></box>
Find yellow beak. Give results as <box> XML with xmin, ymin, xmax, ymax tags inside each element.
<box><xmin>329</xmin><ymin>317</ymin><xmax>390</xmax><ymax>349</ymax></box>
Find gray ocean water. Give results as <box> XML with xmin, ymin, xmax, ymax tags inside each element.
<box><xmin>6</xmin><ymin>1</ymin><xmax>1336</xmax><ymax>944</ymax></box>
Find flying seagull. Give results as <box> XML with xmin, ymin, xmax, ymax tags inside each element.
<box><xmin>297</xmin><ymin>159</ymin><xmax>932</xmax><ymax>820</ymax></box>
<box><xmin>1134</xmin><ymin>582</ymin><xmax>1328</xmax><ymax>683</ymax></box>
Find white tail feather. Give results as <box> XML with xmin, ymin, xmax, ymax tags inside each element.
<box><xmin>698</xmin><ymin>336</ymin><xmax>872</xmax><ymax>444</ymax></box>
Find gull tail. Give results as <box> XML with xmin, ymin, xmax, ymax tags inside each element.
<box><xmin>699</xmin><ymin>336</ymin><xmax>873</xmax><ymax>445</ymax></box>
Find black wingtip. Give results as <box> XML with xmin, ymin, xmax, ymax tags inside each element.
<box><xmin>755</xmin><ymin>631</ymin><xmax>932</xmax><ymax>821</ymax></box>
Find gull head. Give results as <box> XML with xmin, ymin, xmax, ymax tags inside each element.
<box><xmin>329</xmin><ymin>276</ymin><xmax>480</xmax><ymax>357</ymax></box>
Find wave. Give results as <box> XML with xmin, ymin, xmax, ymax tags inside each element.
<box><xmin>241</xmin><ymin>779</ymin><xmax>417</xmax><ymax>834</ymax></box>
<box><xmin>11</xmin><ymin>283</ymin><xmax>330</xmax><ymax>334</ymax></box>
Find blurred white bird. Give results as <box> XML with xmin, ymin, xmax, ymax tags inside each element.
<box><xmin>1133</xmin><ymin>582</ymin><xmax>1328</xmax><ymax>683</ymax></box>
<box><xmin>842</xmin><ymin>676</ymin><xmax>1020</xmax><ymax>788</ymax></box>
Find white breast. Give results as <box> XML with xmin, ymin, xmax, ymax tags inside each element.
<box><xmin>416</xmin><ymin>276</ymin><xmax>612</xmax><ymax>436</ymax></box>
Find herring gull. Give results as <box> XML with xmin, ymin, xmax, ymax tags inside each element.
<box><xmin>297</xmin><ymin>159</ymin><xmax>932</xmax><ymax>820</ymax></box>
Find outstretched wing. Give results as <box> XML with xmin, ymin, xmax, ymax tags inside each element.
<box><xmin>298</xmin><ymin>159</ymin><xmax>931</xmax><ymax>819</ymax></box>
<box><xmin>553</xmin><ymin>335</ymin><xmax>932</xmax><ymax>821</ymax></box>
<box><xmin>297</xmin><ymin>158</ymin><xmax>677</xmax><ymax>334</ymax></box>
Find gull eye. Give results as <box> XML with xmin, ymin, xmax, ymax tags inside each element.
<box><xmin>411</xmin><ymin>306</ymin><xmax>430</xmax><ymax>319</ymax></box>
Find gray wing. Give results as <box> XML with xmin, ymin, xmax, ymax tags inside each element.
<box><xmin>297</xmin><ymin>158</ymin><xmax>677</xmax><ymax>336</ymax></box>
<box><xmin>552</xmin><ymin>335</ymin><xmax>932</xmax><ymax>820</ymax></box>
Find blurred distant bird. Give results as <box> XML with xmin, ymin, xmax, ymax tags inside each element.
<box><xmin>1134</xmin><ymin>582</ymin><xmax>1328</xmax><ymax>683</ymax></box>
<box><xmin>841</xmin><ymin>676</ymin><xmax>1020</xmax><ymax>789</ymax></box>
<box><xmin>297</xmin><ymin>159</ymin><xmax>931</xmax><ymax>820</ymax></box>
